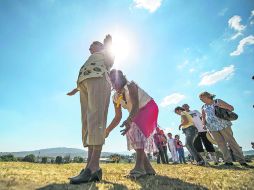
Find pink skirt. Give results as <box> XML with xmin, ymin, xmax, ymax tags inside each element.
<box><xmin>126</xmin><ymin>99</ymin><xmax>159</xmax><ymax>153</ymax></box>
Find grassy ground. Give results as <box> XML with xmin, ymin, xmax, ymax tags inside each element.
<box><xmin>0</xmin><ymin>162</ymin><xmax>254</xmax><ymax>190</ymax></box>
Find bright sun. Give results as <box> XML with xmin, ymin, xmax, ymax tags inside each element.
<box><xmin>109</xmin><ymin>30</ymin><xmax>133</xmax><ymax>68</ymax></box>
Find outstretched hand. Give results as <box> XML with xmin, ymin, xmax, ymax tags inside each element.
<box><xmin>67</xmin><ymin>88</ymin><xmax>79</xmax><ymax>96</ymax></box>
<box><xmin>103</xmin><ymin>34</ymin><xmax>112</xmax><ymax>46</ymax></box>
<box><xmin>120</xmin><ymin>119</ymin><xmax>131</xmax><ymax>136</ymax></box>
<box><xmin>120</xmin><ymin>126</ymin><xmax>130</xmax><ymax>136</ymax></box>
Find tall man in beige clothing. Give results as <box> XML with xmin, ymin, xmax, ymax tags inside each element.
<box><xmin>67</xmin><ymin>34</ymin><xmax>114</xmax><ymax>184</ymax></box>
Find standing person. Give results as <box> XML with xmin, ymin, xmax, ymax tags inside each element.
<box><xmin>67</xmin><ymin>35</ymin><xmax>114</xmax><ymax>184</ymax></box>
<box><xmin>160</xmin><ymin>130</ymin><xmax>169</xmax><ymax>164</ymax></box>
<box><xmin>175</xmin><ymin>135</ymin><xmax>186</xmax><ymax>164</ymax></box>
<box><xmin>167</xmin><ymin>133</ymin><xmax>178</xmax><ymax>164</ymax></box>
<box><xmin>154</xmin><ymin>128</ymin><xmax>166</xmax><ymax>164</ymax></box>
<box><xmin>174</xmin><ymin>107</ymin><xmax>205</xmax><ymax>165</ymax></box>
<box><xmin>182</xmin><ymin>104</ymin><xmax>218</xmax><ymax>165</ymax></box>
<box><xmin>199</xmin><ymin>91</ymin><xmax>250</xmax><ymax>167</ymax></box>
<box><xmin>105</xmin><ymin>69</ymin><xmax>158</xmax><ymax>178</ymax></box>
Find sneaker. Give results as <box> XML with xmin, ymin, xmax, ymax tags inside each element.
<box><xmin>197</xmin><ymin>160</ymin><xmax>205</xmax><ymax>166</ymax></box>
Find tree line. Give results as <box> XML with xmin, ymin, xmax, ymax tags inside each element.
<box><xmin>0</xmin><ymin>154</ymin><xmax>85</xmax><ymax>164</ymax></box>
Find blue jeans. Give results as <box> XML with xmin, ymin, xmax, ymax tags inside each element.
<box><xmin>177</xmin><ymin>148</ymin><xmax>186</xmax><ymax>163</ymax></box>
<box><xmin>182</xmin><ymin>126</ymin><xmax>203</xmax><ymax>162</ymax></box>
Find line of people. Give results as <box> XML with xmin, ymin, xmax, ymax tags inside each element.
<box><xmin>153</xmin><ymin>129</ymin><xmax>186</xmax><ymax>164</ymax></box>
<box><xmin>173</xmin><ymin>93</ymin><xmax>250</xmax><ymax>167</ymax></box>
<box><xmin>67</xmin><ymin>34</ymin><xmax>252</xmax><ymax>184</ymax></box>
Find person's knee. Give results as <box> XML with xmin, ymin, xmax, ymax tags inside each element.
<box><xmin>93</xmin><ymin>145</ymin><xmax>102</xmax><ymax>151</ymax></box>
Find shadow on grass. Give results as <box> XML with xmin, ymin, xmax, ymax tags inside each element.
<box><xmin>135</xmin><ymin>175</ymin><xmax>208</xmax><ymax>190</ymax></box>
<box><xmin>36</xmin><ymin>176</ymin><xmax>208</xmax><ymax>190</ymax></box>
<box><xmin>37</xmin><ymin>180</ymin><xmax>128</xmax><ymax>190</ymax></box>
<box><xmin>208</xmin><ymin>164</ymin><xmax>249</xmax><ymax>171</ymax></box>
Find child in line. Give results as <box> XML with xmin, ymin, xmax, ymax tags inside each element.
<box><xmin>167</xmin><ymin>133</ymin><xmax>178</xmax><ymax>164</ymax></box>
<box><xmin>160</xmin><ymin>129</ymin><xmax>169</xmax><ymax>164</ymax></box>
<box><xmin>175</xmin><ymin>135</ymin><xmax>186</xmax><ymax>164</ymax></box>
<box><xmin>154</xmin><ymin>128</ymin><xmax>167</xmax><ymax>164</ymax></box>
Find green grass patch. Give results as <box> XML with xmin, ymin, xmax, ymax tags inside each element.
<box><xmin>0</xmin><ymin>162</ymin><xmax>253</xmax><ymax>190</ymax></box>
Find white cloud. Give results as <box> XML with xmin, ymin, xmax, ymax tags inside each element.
<box><xmin>218</xmin><ymin>8</ymin><xmax>228</xmax><ymax>16</ymax></box>
<box><xmin>228</xmin><ymin>15</ymin><xmax>246</xmax><ymax>32</ymax></box>
<box><xmin>189</xmin><ymin>68</ymin><xmax>195</xmax><ymax>73</ymax></box>
<box><xmin>160</xmin><ymin>93</ymin><xmax>186</xmax><ymax>107</ymax></box>
<box><xmin>177</xmin><ymin>60</ymin><xmax>189</xmax><ymax>69</ymax></box>
<box><xmin>230</xmin><ymin>32</ymin><xmax>243</xmax><ymax>40</ymax></box>
<box><xmin>230</xmin><ymin>35</ymin><xmax>254</xmax><ymax>56</ymax></box>
<box><xmin>250</xmin><ymin>10</ymin><xmax>254</xmax><ymax>24</ymax></box>
<box><xmin>249</xmin><ymin>10</ymin><xmax>254</xmax><ymax>19</ymax></box>
<box><xmin>228</xmin><ymin>15</ymin><xmax>246</xmax><ymax>40</ymax></box>
<box><xmin>133</xmin><ymin>0</ymin><xmax>163</xmax><ymax>12</ymax></box>
<box><xmin>198</xmin><ymin>65</ymin><xmax>235</xmax><ymax>86</ymax></box>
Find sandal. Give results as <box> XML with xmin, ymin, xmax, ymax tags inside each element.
<box><xmin>126</xmin><ymin>169</ymin><xmax>146</xmax><ymax>179</ymax></box>
<box><xmin>146</xmin><ymin>172</ymin><xmax>156</xmax><ymax>176</ymax></box>
<box><xmin>145</xmin><ymin>169</ymin><xmax>156</xmax><ymax>176</ymax></box>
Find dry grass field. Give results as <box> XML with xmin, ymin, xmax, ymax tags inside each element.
<box><xmin>0</xmin><ymin>162</ymin><xmax>254</xmax><ymax>190</ymax></box>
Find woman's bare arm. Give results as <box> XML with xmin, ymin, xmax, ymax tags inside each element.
<box><xmin>217</xmin><ymin>99</ymin><xmax>234</xmax><ymax>111</ymax></box>
<box><xmin>201</xmin><ymin>108</ymin><xmax>207</xmax><ymax>130</ymax></box>
<box><xmin>103</xmin><ymin>34</ymin><xmax>114</xmax><ymax>69</ymax></box>
<box><xmin>67</xmin><ymin>88</ymin><xmax>79</xmax><ymax>96</ymax></box>
<box><xmin>119</xmin><ymin>82</ymin><xmax>139</xmax><ymax>135</ymax></box>
<box><xmin>105</xmin><ymin>102</ymin><xmax>122</xmax><ymax>137</ymax></box>
<box><xmin>127</xmin><ymin>82</ymin><xmax>139</xmax><ymax>120</ymax></box>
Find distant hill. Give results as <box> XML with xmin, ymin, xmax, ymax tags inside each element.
<box><xmin>0</xmin><ymin>147</ymin><xmax>114</xmax><ymax>158</ymax></box>
<box><xmin>1</xmin><ymin>147</ymin><xmax>253</xmax><ymax>158</ymax></box>
<box><xmin>243</xmin><ymin>150</ymin><xmax>254</xmax><ymax>156</ymax></box>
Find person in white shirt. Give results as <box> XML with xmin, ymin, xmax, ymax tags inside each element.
<box><xmin>182</xmin><ymin>104</ymin><xmax>218</xmax><ymax>165</ymax></box>
<box><xmin>167</xmin><ymin>133</ymin><xmax>178</xmax><ymax>164</ymax></box>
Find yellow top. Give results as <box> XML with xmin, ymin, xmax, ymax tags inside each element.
<box><xmin>181</xmin><ymin>111</ymin><xmax>194</xmax><ymax>129</ymax></box>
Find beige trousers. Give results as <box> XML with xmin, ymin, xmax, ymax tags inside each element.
<box><xmin>79</xmin><ymin>75</ymin><xmax>111</xmax><ymax>147</ymax></box>
<box><xmin>211</xmin><ymin>126</ymin><xmax>245</xmax><ymax>163</ymax></box>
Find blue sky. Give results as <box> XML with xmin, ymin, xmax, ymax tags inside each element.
<box><xmin>0</xmin><ymin>0</ymin><xmax>253</xmax><ymax>153</ymax></box>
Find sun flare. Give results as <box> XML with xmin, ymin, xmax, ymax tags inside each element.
<box><xmin>109</xmin><ymin>30</ymin><xmax>133</xmax><ymax>68</ymax></box>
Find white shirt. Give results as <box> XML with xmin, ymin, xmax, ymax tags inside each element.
<box><xmin>113</xmin><ymin>81</ymin><xmax>152</xmax><ymax>112</ymax></box>
<box><xmin>167</xmin><ymin>138</ymin><xmax>176</xmax><ymax>148</ymax></box>
<box><xmin>188</xmin><ymin>110</ymin><xmax>206</xmax><ymax>132</ymax></box>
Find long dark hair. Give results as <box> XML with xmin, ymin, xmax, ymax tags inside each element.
<box><xmin>109</xmin><ymin>69</ymin><xmax>127</xmax><ymax>91</ymax></box>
